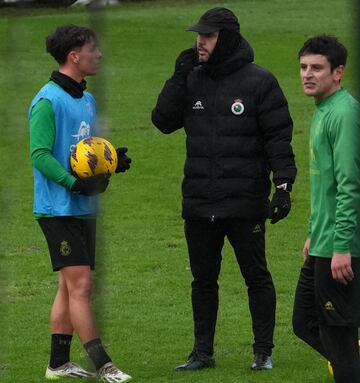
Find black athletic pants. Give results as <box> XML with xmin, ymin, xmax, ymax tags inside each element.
<box><xmin>293</xmin><ymin>256</ymin><xmax>360</xmax><ymax>383</ymax></box>
<box><xmin>184</xmin><ymin>218</ymin><xmax>276</xmax><ymax>357</ymax></box>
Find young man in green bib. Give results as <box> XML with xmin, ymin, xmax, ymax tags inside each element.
<box><xmin>293</xmin><ymin>35</ymin><xmax>360</xmax><ymax>383</ymax></box>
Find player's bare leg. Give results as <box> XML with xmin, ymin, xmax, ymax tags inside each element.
<box><xmin>46</xmin><ymin>270</ymin><xmax>95</xmax><ymax>379</ymax></box>
<box><xmin>61</xmin><ymin>265</ymin><xmax>131</xmax><ymax>382</ymax></box>
<box><xmin>61</xmin><ymin>265</ymin><xmax>97</xmax><ymax>343</ymax></box>
<box><xmin>51</xmin><ymin>271</ymin><xmax>73</xmax><ymax>334</ymax></box>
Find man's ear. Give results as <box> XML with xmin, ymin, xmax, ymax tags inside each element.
<box><xmin>68</xmin><ymin>50</ymin><xmax>79</xmax><ymax>64</ymax></box>
<box><xmin>334</xmin><ymin>65</ymin><xmax>345</xmax><ymax>82</ymax></box>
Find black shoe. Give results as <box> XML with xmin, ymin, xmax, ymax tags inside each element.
<box><xmin>251</xmin><ymin>353</ymin><xmax>273</xmax><ymax>370</ymax></box>
<box><xmin>174</xmin><ymin>353</ymin><xmax>215</xmax><ymax>371</ymax></box>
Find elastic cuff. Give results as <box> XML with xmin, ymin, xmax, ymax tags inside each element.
<box><xmin>67</xmin><ymin>175</ymin><xmax>77</xmax><ymax>190</ymax></box>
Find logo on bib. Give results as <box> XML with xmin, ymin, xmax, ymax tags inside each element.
<box><xmin>231</xmin><ymin>99</ymin><xmax>244</xmax><ymax>115</ymax></box>
<box><xmin>72</xmin><ymin>121</ymin><xmax>91</xmax><ymax>140</ymax></box>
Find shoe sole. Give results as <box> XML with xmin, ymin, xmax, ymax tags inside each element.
<box><xmin>45</xmin><ymin>376</ymin><xmax>60</xmax><ymax>381</ymax></box>
<box><xmin>46</xmin><ymin>372</ymin><xmax>95</xmax><ymax>379</ymax></box>
<box><xmin>100</xmin><ymin>376</ymin><xmax>132</xmax><ymax>383</ymax></box>
<box><xmin>174</xmin><ymin>364</ymin><xmax>215</xmax><ymax>372</ymax></box>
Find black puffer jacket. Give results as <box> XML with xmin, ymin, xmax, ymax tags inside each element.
<box><xmin>152</xmin><ymin>38</ymin><xmax>296</xmax><ymax>220</ymax></box>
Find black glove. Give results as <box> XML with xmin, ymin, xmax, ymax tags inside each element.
<box><xmin>269</xmin><ymin>189</ymin><xmax>291</xmax><ymax>224</ymax></box>
<box><xmin>173</xmin><ymin>47</ymin><xmax>197</xmax><ymax>82</ymax></box>
<box><xmin>115</xmin><ymin>147</ymin><xmax>131</xmax><ymax>173</ymax></box>
<box><xmin>71</xmin><ymin>174</ymin><xmax>109</xmax><ymax>196</ymax></box>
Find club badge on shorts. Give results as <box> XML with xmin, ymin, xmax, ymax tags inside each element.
<box><xmin>60</xmin><ymin>240</ymin><xmax>71</xmax><ymax>256</ymax></box>
<box><xmin>231</xmin><ymin>99</ymin><xmax>244</xmax><ymax>115</ymax></box>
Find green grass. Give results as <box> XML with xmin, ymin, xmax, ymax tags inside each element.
<box><xmin>0</xmin><ymin>1</ymin><xmax>356</xmax><ymax>382</ymax></box>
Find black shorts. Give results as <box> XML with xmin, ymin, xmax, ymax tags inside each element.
<box><xmin>296</xmin><ymin>256</ymin><xmax>360</xmax><ymax>327</ymax></box>
<box><xmin>38</xmin><ymin>217</ymin><xmax>96</xmax><ymax>272</ymax></box>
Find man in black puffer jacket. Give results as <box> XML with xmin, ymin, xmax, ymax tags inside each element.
<box><xmin>152</xmin><ymin>7</ymin><xmax>297</xmax><ymax>372</ymax></box>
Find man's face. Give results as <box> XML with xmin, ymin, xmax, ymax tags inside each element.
<box><xmin>73</xmin><ymin>39</ymin><xmax>102</xmax><ymax>76</ymax></box>
<box><xmin>197</xmin><ymin>31</ymin><xmax>219</xmax><ymax>62</ymax></box>
<box><xmin>300</xmin><ymin>54</ymin><xmax>344</xmax><ymax>102</ymax></box>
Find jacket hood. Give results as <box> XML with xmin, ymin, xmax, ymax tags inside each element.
<box><xmin>203</xmin><ymin>35</ymin><xmax>254</xmax><ymax>78</ymax></box>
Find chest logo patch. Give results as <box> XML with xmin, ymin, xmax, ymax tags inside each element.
<box><xmin>231</xmin><ymin>99</ymin><xmax>244</xmax><ymax>115</ymax></box>
<box><xmin>193</xmin><ymin>100</ymin><xmax>205</xmax><ymax>110</ymax></box>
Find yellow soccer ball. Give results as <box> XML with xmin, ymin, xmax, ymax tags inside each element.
<box><xmin>327</xmin><ymin>360</ymin><xmax>333</xmax><ymax>377</ymax></box>
<box><xmin>70</xmin><ymin>136</ymin><xmax>118</xmax><ymax>179</ymax></box>
<box><xmin>327</xmin><ymin>339</ymin><xmax>360</xmax><ymax>377</ymax></box>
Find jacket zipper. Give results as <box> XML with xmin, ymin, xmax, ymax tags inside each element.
<box><xmin>209</xmin><ymin>80</ymin><xmax>219</xmax><ymax>222</ymax></box>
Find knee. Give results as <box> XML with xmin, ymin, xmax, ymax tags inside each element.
<box><xmin>244</xmin><ymin>271</ymin><xmax>273</xmax><ymax>289</ymax></box>
<box><xmin>191</xmin><ymin>266</ymin><xmax>220</xmax><ymax>291</ymax></box>
<box><xmin>192</xmin><ymin>278</ymin><xmax>219</xmax><ymax>292</ymax></box>
<box><xmin>68</xmin><ymin>278</ymin><xmax>92</xmax><ymax>302</ymax></box>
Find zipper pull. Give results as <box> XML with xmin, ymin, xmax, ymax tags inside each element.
<box><xmin>211</xmin><ymin>215</ymin><xmax>215</xmax><ymax>222</ymax></box>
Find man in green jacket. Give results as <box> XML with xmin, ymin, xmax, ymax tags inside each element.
<box><xmin>292</xmin><ymin>35</ymin><xmax>360</xmax><ymax>383</ymax></box>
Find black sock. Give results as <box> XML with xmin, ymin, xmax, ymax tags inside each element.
<box><xmin>49</xmin><ymin>334</ymin><xmax>72</xmax><ymax>369</ymax></box>
<box><xmin>84</xmin><ymin>338</ymin><xmax>112</xmax><ymax>370</ymax></box>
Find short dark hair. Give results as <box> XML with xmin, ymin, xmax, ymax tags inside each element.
<box><xmin>46</xmin><ymin>25</ymin><xmax>97</xmax><ymax>65</ymax></box>
<box><xmin>298</xmin><ymin>35</ymin><xmax>347</xmax><ymax>71</ymax></box>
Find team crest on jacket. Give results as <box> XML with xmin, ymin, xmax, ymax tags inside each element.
<box><xmin>231</xmin><ymin>99</ymin><xmax>244</xmax><ymax>115</ymax></box>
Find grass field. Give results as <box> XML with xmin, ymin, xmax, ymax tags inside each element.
<box><xmin>0</xmin><ymin>1</ymin><xmax>357</xmax><ymax>382</ymax></box>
